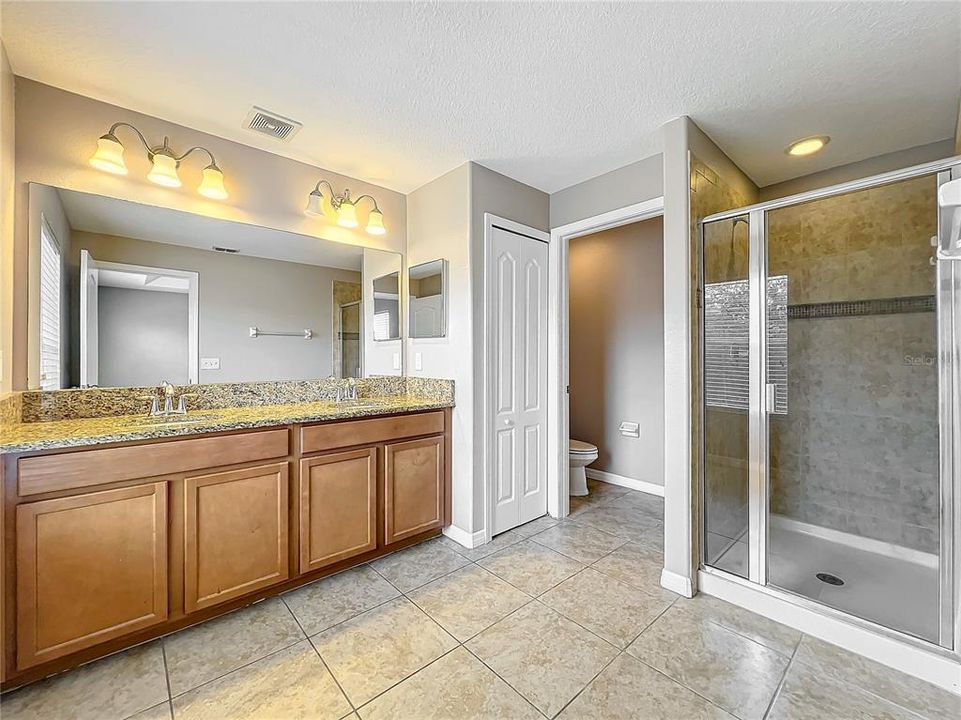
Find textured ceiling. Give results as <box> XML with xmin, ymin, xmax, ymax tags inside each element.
<box><xmin>3</xmin><ymin>1</ymin><xmax>959</xmax><ymax>193</ymax></box>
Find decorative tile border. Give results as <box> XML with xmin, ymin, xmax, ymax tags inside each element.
<box><xmin>788</xmin><ymin>295</ymin><xmax>935</xmax><ymax>320</ymax></box>
<box><xmin>15</xmin><ymin>376</ymin><xmax>454</xmax><ymax>423</ymax></box>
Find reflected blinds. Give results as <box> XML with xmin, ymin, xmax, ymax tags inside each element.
<box><xmin>704</xmin><ymin>276</ymin><xmax>788</xmax><ymax>414</ymax></box>
<box><xmin>39</xmin><ymin>219</ymin><xmax>62</xmax><ymax>391</ymax></box>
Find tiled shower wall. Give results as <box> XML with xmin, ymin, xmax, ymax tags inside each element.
<box><xmin>768</xmin><ymin>175</ymin><xmax>940</xmax><ymax>553</ymax></box>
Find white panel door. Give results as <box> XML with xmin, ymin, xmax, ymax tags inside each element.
<box><xmin>491</xmin><ymin>226</ymin><xmax>549</xmax><ymax>534</ymax></box>
<box><xmin>411</xmin><ymin>295</ymin><xmax>443</xmax><ymax>336</ymax></box>
<box><xmin>79</xmin><ymin>250</ymin><xmax>100</xmax><ymax>388</ymax></box>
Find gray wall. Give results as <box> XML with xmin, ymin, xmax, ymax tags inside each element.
<box><xmin>68</xmin><ymin>231</ymin><xmax>361</xmax><ymax>385</ymax></box>
<box><xmin>549</xmin><ymin>154</ymin><xmax>664</xmax><ymax>228</ymax></box>
<box><xmin>569</xmin><ymin>217</ymin><xmax>664</xmax><ymax>485</ymax></box>
<box><xmin>98</xmin><ymin>286</ymin><xmax>188</xmax><ymax>387</ymax></box>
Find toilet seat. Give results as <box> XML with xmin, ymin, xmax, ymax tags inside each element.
<box><xmin>569</xmin><ymin>439</ymin><xmax>597</xmax><ymax>455</ymax></box>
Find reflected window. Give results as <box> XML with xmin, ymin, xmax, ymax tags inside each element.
<box><xmin>39</xmin><ymin>218</ymin><xmax>62</xmax><ymax>391</ymax></box>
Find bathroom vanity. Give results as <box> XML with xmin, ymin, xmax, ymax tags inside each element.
<box><xmin>0</xmin><ymin>399</ymin><xmax>452</xmax><ymax>690</ymax></box>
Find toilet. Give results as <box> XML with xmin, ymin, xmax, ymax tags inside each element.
<box><xmin>569</xmin><ymin>439</ymin><xmax>599</xmax><ymax>496</ymax></box>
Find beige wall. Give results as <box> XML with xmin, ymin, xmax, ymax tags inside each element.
<box><xmin>569</xmin><ymin>217</ymin><xmax>664</xmax><ymax>485</ymax></box>
<box><xmin>759</xmin><ymin>139</ymin><xmax>956</xmax><ymax>201</ymax></box>
<box><xmin>1</xmin><ymin>44</ymin><xmax>14</xmax><ymax>393</ymax></box>
<box><xmin>69</xmin><ymin>231</ymin><xmax>361</xmax><ymax>385</ymax></box>
<box><xmin>11</xmin><ymin>79</ymin><xmax>406</xmax><ymax>389</ymax></box>
<box><xmin>550</xmin><ymin>153</ymin><xmax>663</xmax><ymax>229</ymax></box>
<box><xmin>406</xmin><ymin>163</ymin><xmax>472</xmax><ymax>531</ymax></box>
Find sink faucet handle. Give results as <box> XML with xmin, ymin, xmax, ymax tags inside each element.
<box><xmin>137</xmin><ymin>394</ymin><xmax>161</xmax><ymax>417</ymax></box>
<box><xmin>175</xmin><ymin>392</ymin><xmax>197</xmax><ymax>415</ymax></box>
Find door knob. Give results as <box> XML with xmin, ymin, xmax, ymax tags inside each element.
<box><xmin>504</xmin><ymin>419</ymin><xmax>514</xmax><ymax>427</ymax></box>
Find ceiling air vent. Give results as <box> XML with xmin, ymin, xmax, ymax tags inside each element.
<box><xmin>242</xmin><ymin>106</ymin><xmax>302</xmax><ymax>143</ymax></box>
<box><xmin>212</xmin><ymin>246</ymin><xmax>239</xmax><ymax>254</ymax></box>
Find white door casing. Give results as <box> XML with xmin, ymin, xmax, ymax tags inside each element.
<box><xmin>79</xmin><ymin>249</ymin><xmax>100</xmax><ymax>388</ymax></box>
<box><xmin>490</xmin><ymin>224</ymin><xmax>549</xmax><ymax>534</ymax></box>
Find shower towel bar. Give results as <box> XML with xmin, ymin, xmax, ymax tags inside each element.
<box><xmin>249</xmin><ymin>326</ymin><xmax>313</xmax><ymax>339</ymax></box>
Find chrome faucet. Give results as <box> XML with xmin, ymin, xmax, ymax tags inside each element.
<box><xmin>141</xmin><ymin>381</ymin><xmax>195</xmax><ymax>417</ymax></box>
<box><xmin>336</xmin><ymin>378</ymin><xmax>358</xmax><ymax>403</ymax></box>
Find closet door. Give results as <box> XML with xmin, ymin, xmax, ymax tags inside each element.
<box><xmin>490</xmin><ymin>225</ymin><xmax>549</xmax><ymax>534</ymax></box>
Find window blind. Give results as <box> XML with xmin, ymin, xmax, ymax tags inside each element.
<box><xmin>39</xmin><ymin>220</ymin><xmax>62</xmax><ymax>391</ymax></box>
<box><xmin>704</xmin><ymin>276</ymin><xmax>787</xmax><ymax>414</ymax></box>
<box><xmin>373</xmin><ymin>311</ymin><xmax>391</xmax><ymax>341</ymax></box>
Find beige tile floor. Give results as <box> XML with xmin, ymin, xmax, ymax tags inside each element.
<box><xmin>2</xmin><ymin>480</ymin><xmax>959</xmax><ymax>720</ymax></box>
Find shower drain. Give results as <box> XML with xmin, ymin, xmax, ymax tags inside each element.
<box><xmin>816</xmin><ymin>572</ymin><xmax>845</xmax><ymax>586</ymax></box>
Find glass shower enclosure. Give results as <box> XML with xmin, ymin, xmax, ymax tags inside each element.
<box><xmin>700</xmin><ymin>157</ymin><xmax>961</xmax><ymax>651</ymax></box>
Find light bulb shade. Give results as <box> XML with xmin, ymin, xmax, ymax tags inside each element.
<box><xmin>89</xmin><ymin>134</ymin><xmax>128</xmax><ymax>175</ymax></box>
<box><xmin>147</xmin><ymin>151</ymin><xmax>182</xmax><ymax>187</ymax></box>
<box><xmin>305</xmin><ymin>190</ymin><xmax>324</xmax><ymax>216</ymax></box>
<box><xmin>198</xmin><ymin>164</ymin><xmax>228</xmax><ymax>200</ymax></box>
<box><xmin>365</xmin><ymin>209</ymin><xmax>387</xmax><ymax>235</ymax></box>
<box><xmin>337</xmin><ymin>200</ymin><xmax>359</xmax><ymax>228</ymax></box>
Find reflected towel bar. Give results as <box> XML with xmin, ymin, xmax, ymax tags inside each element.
<box><xmin>249</xmin><ymin>326</ymin><xmax>313</xmax><ymax>339</ymax></box>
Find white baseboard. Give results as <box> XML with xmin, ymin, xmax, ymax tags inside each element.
<box><xmin>771</xmin><ymin>514</ymin><xmax>938</xmax><ymax>569</ymax></box>
<box><xmin>442</xmin><ymin>524</ymin><xmax>486</xmax><ymax>549</ymax></box>
<box><xmin>660</xmin><ymin>568</ymin><xmax>694</xmax><ymax>598</ymax></box>
<box><xmin>698</xmin><ymin>569</ymin><xmax>961</xmax><ymax>695</ymax></box>
<box><xmin>586</xmin><ymin>468</ymin><xmax>664</xmax><ymax>497</ymax></box>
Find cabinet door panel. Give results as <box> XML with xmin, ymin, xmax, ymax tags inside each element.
<box><xmin>184</xmin><ymin>463</ymin><xmax>289</xmax><ymax>613</ymax></box>
<box><xmin>16</xmin><ymin>483</ymin><xmax>168</xmax><ymax>670</ymax></box>
<box><xmin>300</xmin><ymin>448</ymin><xmax>377</xmax><ymax>573</ymax></box>
<box><xmin>384</xmin><ymin>436</ymin><xmax>444</xmax><ymax>544</ymax></box>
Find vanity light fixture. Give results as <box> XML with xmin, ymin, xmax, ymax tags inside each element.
<box><xmin>786</xmin><ymin>135</ymin><xmax>830</xmax><ymax>157</ymax></box>
<box><xmin>89</xmin><ymin>122</ymin><xmax>229</xmax><ymax>200</ymax></box>
<box><xmin>305</xmin><ymin>180</ymin><xmax>386</xmax><ymax>235</ymax></box>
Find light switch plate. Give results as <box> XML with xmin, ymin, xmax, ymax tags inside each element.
<box><xmin>392</xmin><ymin>353</ymin><xmax>401</xmax><ymax>370</ymax></box>
<box><xmin>415</xmin><ymin>352</ymin><xmax>423</xmax><ymax>371</ymax></box>
<box><xmin>200</xmin><ymin>357</ymin><xmax>221</xmax><ymax>370</ymax></box>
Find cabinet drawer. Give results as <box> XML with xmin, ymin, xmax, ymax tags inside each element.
<box><xmin>301</xmin><ymin>411</ymin><xmax>444</xmax><ymax>454</ymax></box>
<box><xmin>18</xmin><ymin>428</ymin><xmax>290</xmax><ymax>497</ymax></box>
<box><xmin>16</xmin><ymin>483</ymin><xmax>168</xmax><ymax>669</ymax></box>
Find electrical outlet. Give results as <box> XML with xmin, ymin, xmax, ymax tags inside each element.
<box><xmin>200</xmin><ymin>357</ymin><xmax>221</xmax><ymax>370</ymax></box>
<box><xmin>392</xmin><ymin>353</ymin><xmax>400</xmax><ymax>370</ymax></box>
<box><xmin>619</xmin><ymin>421</ymin><xmax>640</xmax><ymax>438</ymax></box>
<box><xmin>415</xmin><ymin>352</ymin><xmax>423</xmax><ymax>371</ymax></box>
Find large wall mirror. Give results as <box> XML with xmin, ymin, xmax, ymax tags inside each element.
<box><xmin>27</xmin><ymin>183</ymin><xmax>403</xmax><ymax>389</ymax></box>
<box><xmin>408</xmin><ymin>259</ymin><xmax>447</xmax><ymax>338</ymax></box>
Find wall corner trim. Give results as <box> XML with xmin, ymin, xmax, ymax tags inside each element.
<box><xmin>585</xmin><ymin>469</ymin><xmax>664</xmax><ymax>497</ymax></box>
<box><xmin>442</xmin><ymin>523</ymin><xmax>486</xmax><ymax>549</ymax></box>
<box><xmin>660</xmin><ymin>568</ymin><xmax>694</xmax><ymax>598</ymax></box>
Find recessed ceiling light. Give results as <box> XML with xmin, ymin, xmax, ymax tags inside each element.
<box><xmin>786</xmin><ymin>135</ymin><xmax>830</xmax><ymax>157</ymax></box>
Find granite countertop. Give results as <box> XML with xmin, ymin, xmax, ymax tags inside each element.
<box><xmin>0</xmin><ymin>395</ymin><xmax>453</xmax><ymax>454</ymax></box>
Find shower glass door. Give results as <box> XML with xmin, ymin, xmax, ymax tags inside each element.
<box><xmin>764</xmin><ymin>174</ymin><xmax>943</xmax><ymax>644</ymax></box>
<box><xmin>701</xmin><ymin>158</ymin><xmax>961</xmax><ymax>651</ymax></box>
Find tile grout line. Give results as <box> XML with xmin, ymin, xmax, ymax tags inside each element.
<box><xmin>159</xmin><ymin>643</ymin><xmax>174</xmax><ymax>720</ymax></box>
<box><xmin>761</xmin><ymin>638</ymin><xmax>801</xmax><ymax>720</ymax></box>
<box><xmin>460</xmin><ymin>642</ymin><xmax>549</xmax><ymax>719</ymax></box>
<box><xmin>281</xmin><ymin>595</ymin><xmax>358</xmax><ymax>717</ymax></box>
<box><xmin>629</xmin><ymin>654</ymin><xmax>739</xmax><ymax>719</ymax></box>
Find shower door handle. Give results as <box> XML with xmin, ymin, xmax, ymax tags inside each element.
<box><xmin>766</xmin><ymin>383</ymin><xmax>778</xmax><ymax>412</ymax></box>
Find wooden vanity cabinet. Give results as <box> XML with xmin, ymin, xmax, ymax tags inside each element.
<box><xmin>384</xmin><ymin>436</ymin><xmax>446</xmax><ymax>543</ymax></box>
<box><xmin>15</xmin><ymin>483</ymin><xmax>168</xmax><ymax>670</ymax></box>
<box><xmin>299</xmin><ymin>448</ymin><xmax>377</xmax><ymax>572</ymax></box>
<box><xmin>184</xmin><ymin>463</ymin><xmax>289</xmax><ymax>613</ymax></box>
<box><xmin>2</xmin><ymin>408</ymin><xmax>451</xmax><ymax>690</ymax></box>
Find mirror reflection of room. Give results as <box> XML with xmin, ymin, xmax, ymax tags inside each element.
<box><xmin>371</xmin><ymin>271</ymin><xmax>400</xmax><ymax>341</ymax></box>
<box><xmin>29</xmin><ymin>184</ymin><xmax>401</xmax><ymax>388</ymax></box>
<box><xmin>408</xmin><ymin>259</ymin><xmax>447</xmax><ymax>338</ymax></box>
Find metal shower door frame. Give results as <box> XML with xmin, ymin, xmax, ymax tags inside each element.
<box><xmin>702</xmin><ymin>155</ymin><xmax>961</xmax><ymax>652</ymax></box>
